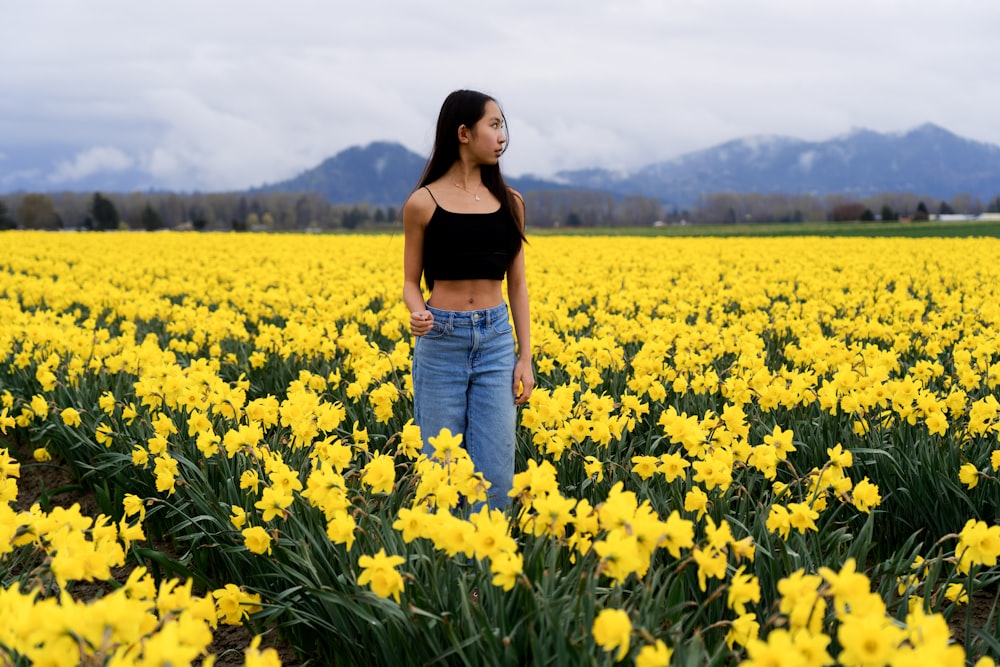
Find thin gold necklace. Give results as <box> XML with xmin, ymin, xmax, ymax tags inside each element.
<box><xmin>454</xmin><ymin>182</ymin><xmax>482</xmax><ymax>201</ymax></box>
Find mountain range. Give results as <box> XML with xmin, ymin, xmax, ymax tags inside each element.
<box><xmin>249</xmin><ymin>142</ymin><xmax>571</xmax><ymax>207</ymax></box>
<box><xmin>586</xmin><ymin>123</ymin><xmax>1000</xmax><ymax>206</ymax></box>
<box><xmin>4</xmin><ymin>124</ymin><xmax>999</xmax><ymax>206</ymax></box>
<box><xmin>256</xmin><ymin>124</ymin><xmax>1000</xmax><ymax>207</ymax></box>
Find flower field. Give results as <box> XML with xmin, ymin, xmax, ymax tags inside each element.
<box><xmin>1</xmin><ymin>230</ymin><xmax>999</xmax><ymax>666</ymax></box>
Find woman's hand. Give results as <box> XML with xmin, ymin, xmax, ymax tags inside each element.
<box><xmin>410</xmin><ymin>310</ymin><xmax>433</xmax><ymax>336</ymax></box>
<box><xmin>513</xmin><ymin>356</ymin><xmax>534</xmax><ymax>405</ymax></box>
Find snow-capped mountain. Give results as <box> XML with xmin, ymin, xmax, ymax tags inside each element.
<box><xmin>556</xmin><ymin>123</ymin><xmax>1000</xmax><ymax>206</ymax></box>
<box><xmin>3</xmin><ymin>124</ymin><xmax>998</xmax><ymax>206</ymax></box>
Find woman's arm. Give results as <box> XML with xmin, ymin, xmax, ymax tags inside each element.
<box><xmin>507</xmin><ymin>191</ymin><xmax>534</xmax><ymax>404</ymax></box>
<box><xmin>403</xmin><ymin>190</ymin><xmax>435</xmax><ymax>336</ymax></box>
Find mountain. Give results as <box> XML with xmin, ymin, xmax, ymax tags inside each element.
<box><xmin>251</xmin><ymin>141</ymin><xmax>427</xmax><ymax>207</ymax></box>
<box><xmin>3</xmin><ymin>124</ymin><xmax>999</xmax><ymax>205</ymax></box>
<box><xmin>251</xmin><ymin>141</ymin><xmax>570</xmax><ymax>206</ymax></box>
<box><xmin>258</xmin><ymin>125</ymin><xmax>1000</xmax><ymax>207</ymax></box>
<box><xmin>556</xmin><ymin>123</ymin><xmax>1000</xmax><ymax>206</ymax></box>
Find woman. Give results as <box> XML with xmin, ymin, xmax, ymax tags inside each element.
<box><xmin>402</xmin><ymin>89</ymin><xmax>533</xmax><ymax>511</ymax></box>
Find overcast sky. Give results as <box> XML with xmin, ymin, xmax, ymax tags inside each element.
<box><xmin>2</xmin><ymin>0</ymin><xmax>999</xmax><ymax>191</ymax></box>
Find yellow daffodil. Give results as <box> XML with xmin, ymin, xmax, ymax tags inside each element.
<box><xmin>357</xmin><ymin>548</ymin><xmax>406</xmax><ymax>602</ymax></box>
<box><xmin>242</xmin><ymin>526</ymin><xmax>272</xmax><ymax>556</ymax></box>
<box><xmin>60</xmin><ymin>406</ymin><xmax>82</xmax><ymax>427</ymax></box>
<box><xmin>592</xmin><ymin>608</ymin><xmax>631</xmax><ymax>662</ymax></box>
<box><xmin>361</xmin><ymin>451</ymin><xmax>396</xmax><ymax>495</ymax></box>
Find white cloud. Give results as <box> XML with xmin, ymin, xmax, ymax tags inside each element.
<box><xmin>2</xmin><ymin>0</ymin><xmax>999</xmax><ymax>190</ymax></box>
<box><xmin>48</xmin><ymin>147</ymin><xmax>135</xmax><ymax>184</ymax></box>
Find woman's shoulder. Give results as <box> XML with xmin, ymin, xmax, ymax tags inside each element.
<box><xmin>403</xmin><ymin>187</ymin><xmax>438</xmax><ymax>227</ymax></box>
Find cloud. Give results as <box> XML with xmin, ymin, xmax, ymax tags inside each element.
<box><xmin>2</xmin><ymin>0</ymin><xmax>999</xmax><ymax>191</ymax></box>
<box><xmin>48</xmin><ymin>147</ymin><xmax>135</xmax><ymax>184</ymax></box>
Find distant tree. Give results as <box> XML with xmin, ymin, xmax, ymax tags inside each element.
<box><xmin>859</xmin><ymin>208</ymin><xmax>875</xmax><ymax>222</ymax></box>
<box><xmin>0</xmin><ymin>199</ymin><xmax>16</xmax><ymax>230</ymax></box>
<box><xmin>18</xmin><ymin>194</ymin><xmax>62</xmax><ymax>229</ymax></box>
<box><xmin>938</xmin><ymin>201</ymin><xmax>955</xmax><ymax>215</ymax></box>
<box><xmin>373</xmin><ymin>207</ymin><xmax>386</xmax><ymax>224</ymax></box>
<box><xmin>691</xmin><ymin>192</ymin><xmax>825</xmax><ymax>224</ymax></box>
<box><xmin>988</xmin><ymin>196</ymin><xmax>1000</xmax><ymax>214</ymax></box>
<box><xmin>236</xmin><ymin>196</ymin><xmax>250</xmax><ymax>222</ymax></box>
<box><xmin>187</xmin><ymin>202</ymin><xmax>207</xmax><ymax>229</ymax></box>
<box><xmin>159</xmin><ymin>193</ymin><xmax>185</xmax><ymax>227</ymax></box>
<box><xmin>141</xmin><ymin>204</ymin><xmax>164</xmax><ymax>231</ymax></box>
<box><xmin>524</xmin><ymin>189</ymin><xmax>616</xmax><ymax>227</ymax></box>
<box><xmin>664</xmin><ymin>206</ymin><xmax>693</xmax><ymax>224</ymax></box>
<box><xmin>49</xmin><ymin>191</ymin><xmax>91</xmax><ymax>228</ymax></box>
<box><xmin>342</xmin><ymin>206</ymin><xmax>367</xmax><ymax>230</ymax></box>
<box><xmin>880</xmin><ymin>205</ymin><xmax>898</xmax><ymax>222</ymax></box>
<box><xmin>91</xmin><ymin>192</ymin><xmax>120</xmax><ymax>230</ymax></box>
<box><xmin>696</xmin><ymin>193</ymin><xmax>744</xmax><ymax>224</ymax></box>
<box><xmin>949</xmin><ymin>192</ymin><xmax>984</xmax><ymax>215</ymax></box>
<box><xmin>913</xmin><ymin>201</ymin><xmax>930</xmax><ymax>222</ymax></box>
<box><xmin>230</xmin><ymin>218</ymin><xmax>247</xmax><ymax>232</ymax></box>
<box><xmin>192</xmin><ymin>217</ymin><xmax>208</xmax><ymax>231</ymax></box>
<box><xmin>950</xmin><ymin>194</ymin><xmax>969</xmax><ymax>213</ymax></box>
<box><xmin>269</xmin><ymin>193</ymin><xmax>296</xmax><ymax>229</ymax></box>
<box><xmin>566</xmin><ymin>211</ymin><xmax>582</xmax><ymax>227</ymax></box>
<box><xmin>123</xmin><ymin>192</ymin><xmax>147</xmax><ymax>226</ymax></box>
<box><xmin>831</xmin><ymin>203</ymin><xmax>866</xmax><ymax>222</ymax></box>
<box><xmin>294</xmin><ymin>195</ymin><xmax>315</xmax><ymax>227</ymax></box>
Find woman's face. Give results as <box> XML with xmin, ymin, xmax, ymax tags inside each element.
<box><xmin>465</xmin><ymin>100</ymin><xmax>507</xmax><ymax>165</ymax></box>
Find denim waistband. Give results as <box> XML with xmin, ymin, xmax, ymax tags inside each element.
<box><xmin>426</xmin><ymin>302</ymin><xmax>508</xmax><ymax>327</ymax></box>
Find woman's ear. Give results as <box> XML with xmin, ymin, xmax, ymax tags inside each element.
<box><xmin>457</xmin><ymin>124</ymin><xmax>470</xmax><ymax>144</ymax></box>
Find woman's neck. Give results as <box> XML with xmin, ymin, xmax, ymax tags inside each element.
<box><xmin>446</xmin><ymin>161</ymin><xmax>482</xmax><ymax>190</ymax></box>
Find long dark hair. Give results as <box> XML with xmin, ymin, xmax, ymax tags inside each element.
<box><xmin>416</xmin><ymin>90</ymin><xmax>526</xmax><ymax>245</ymax></box>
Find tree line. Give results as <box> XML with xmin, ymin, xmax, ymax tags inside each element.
<box><xmin>0</xmin><ymin>191</ymin><xmax>397</xmax><ymax>232</ymax></box>
<box><xmin>2</xmin><ymin>188</ymin><xmax>999</xmax><ymax>232</ymax></box>
<box><xmin>687</xmin><ymin>191</ymin><xmax>1000</xmax><ymax>226</ymax></box>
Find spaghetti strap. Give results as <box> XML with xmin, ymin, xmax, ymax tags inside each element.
<box><xmin>423</xmin><ymin>186</ymin><xmax>440</xmax><ymax>206</ymax></box>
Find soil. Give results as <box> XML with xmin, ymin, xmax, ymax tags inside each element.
<box><xmin>948</xmin><ymin>586</ymin><xmax>999</xmax><ymax>657</ymax></box>
<box><xmin>5</xmin><ymin>437</ymin><xmax>300</xmax><ymax>666</ymax></box>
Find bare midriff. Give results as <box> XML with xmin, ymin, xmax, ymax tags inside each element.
<box><xmin>427</xmin><ymin>279</ymin><xmax>504</xmax><ymax>311</ymax></box>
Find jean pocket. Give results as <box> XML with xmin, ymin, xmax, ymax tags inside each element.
<box><xmin>423</xmin><ymin>322</ymin><xmax>448</xmax><ymax>339</ymax></box>
<box><xmin>492</xmin><ymin>319</ymin><xmax>513</xmax><ymax>335</ymax></box>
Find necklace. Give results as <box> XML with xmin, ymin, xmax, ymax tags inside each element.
<box><xmin>454</xmin><ymin>182</ymin><xmax>482</xmax><ymax>201</ymax></box>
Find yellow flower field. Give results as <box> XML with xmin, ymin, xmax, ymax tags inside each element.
<box><xmin>1</xmin><ymin>230</ymin><xmax>999</xmax><ymax>666</ymax></box>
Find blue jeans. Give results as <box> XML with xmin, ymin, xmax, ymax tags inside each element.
<box><xmin>412</xmin><ymin>302</ymin><xmax>516</xmax><ymax>511</ymax></box>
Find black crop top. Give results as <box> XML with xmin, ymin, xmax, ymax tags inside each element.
<box><xmin>422</xmin><ymin>191</ymin><xmax>520</xmax><ymax>289</ymax></box>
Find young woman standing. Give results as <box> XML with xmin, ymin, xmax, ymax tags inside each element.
<box><xmin>402</xmin><ymin>89</ymin><xmax>533</xmax><ymax>511</ymax></box>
